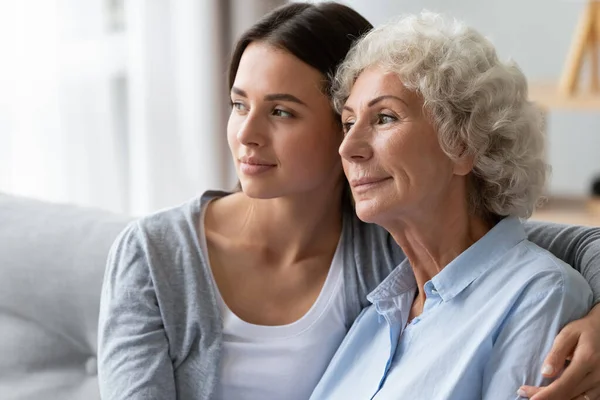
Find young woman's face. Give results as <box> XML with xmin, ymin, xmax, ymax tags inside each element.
<box><xmin>228</xmin><ymin>42</ymin><xmax>344</xmax><ymax>199</ymax></box>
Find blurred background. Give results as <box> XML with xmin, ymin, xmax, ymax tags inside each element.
<box><xmin>0</xmin><ymin>0</ymin><xmax>599</xmax><ymax>224</ymax></box>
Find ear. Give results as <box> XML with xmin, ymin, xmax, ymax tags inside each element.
<box><xmin>453</xmin><ymin>151</ymin><xmax>475</xmax><ymax>176</ymax></box>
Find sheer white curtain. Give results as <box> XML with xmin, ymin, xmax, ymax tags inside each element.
<box><xmin>126</xmin><ymin>0</ymin><xmax>285</xmax><ymax>215</ymax></box>
<box><xmin>0</xmin><ymin>0</ymin><xmax>127</xmax><ymax>211</ymax></box>
<box><xmin>0</xmin><ymin>0</ymin><xmax>284</xmax><ymax>215</ymax></box>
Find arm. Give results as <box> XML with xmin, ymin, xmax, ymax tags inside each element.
<box><xmin>482</xmin><ymin>270</ymin><xmax>593</xmax><ymax>400</ymax></box>
<box><xmin>98</xmin><ymin>223</ymin><xmax>176</xmax><ymax>400</ymax></box>
<box><xmin>524</xmin><ymin>221</ymin><xmax>600</xmax><ymax>303</ymax></box>
<box><xmin>506</xmin><ymin>221</ymin><xmax>600</xmax><ymax>400</ymax></box>
<box><xmin>517</xmin><ymin>302</ymin><xmax>600</xmax><ymax>400</ymax></box>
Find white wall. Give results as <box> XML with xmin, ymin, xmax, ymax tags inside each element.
<box><xmin>337</xmin><ymin>0</ymin><xmax>600</xmax><ymax>196</ymax></box>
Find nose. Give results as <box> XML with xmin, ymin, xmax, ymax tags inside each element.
<box><xmin>338</xmin><ymin>122</ymin><xmax>372</xmax><ymax>162</ymax></box>
<box><xmin>236</xmin><ymin>113</ymin><xmax>266</xmax><ymax>147</ymax></box>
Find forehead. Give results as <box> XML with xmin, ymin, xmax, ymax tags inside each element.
<box><xmin>345</xmin><ymin>66</ymin><xmax>416</xmax><ymax>106</ymax></box>
<box><xmin>234</xmin><ymin>42</ymin><xmax>325</xmax><ymax>97</ymax></box>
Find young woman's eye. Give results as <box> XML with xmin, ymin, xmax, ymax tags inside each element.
<box><xmin>272</xmin><ymin>108</ymin><xmax>294</xmax><ymax>118</ymax></box>
<box><xmin>377</xmin><ymin>113</ymin><xmax>397</xmax><ymax>124</ymax></box>
<box><xmin>231</xmin><ymin>101</ymin><xmax>247</xmax><ymax>112</ymax></box>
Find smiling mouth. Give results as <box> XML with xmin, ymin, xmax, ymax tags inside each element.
<box><xmin>350</xmin><ymin>177</ymin><xmax>392</xmax><ymax>192</ymax></box>
<box><xmin>241</xmin><ymin>161</ymin><xmax>275</xmax><ymax>166</ymax></box>
<box><xmin>239</xmin><ymin>161</ymin><xmax>276</xmax><ymax>175</ymax></box>
<box><xmin>239</xmin><ymin>156</ymin><xmax>276</xmax><ymax>166</ymax></box>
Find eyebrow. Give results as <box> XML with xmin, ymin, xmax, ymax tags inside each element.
<box><xmin>343</xmin><ymin>94</ymin><xmax>409</xmax><ymax>113</ymax></box>
<box><xmin>231</xmin><ymin>86</ymin><xmax>307</xmax><ymax>106</ymax></box>
<box><xmin>368</xmin><ymin>95</ymin><xmax>409</xmax><ymax>108</ymax></box>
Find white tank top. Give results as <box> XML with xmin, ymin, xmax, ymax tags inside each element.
<box><xmin>199</xmin><ymin>208</ymin><xmax>348</xmax><ymax>400</ymax></box>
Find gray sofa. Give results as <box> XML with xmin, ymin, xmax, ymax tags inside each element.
<box><xmin>0</xmin><ymin>194</ymin><xmax>131</xmax><ymax>400</ymax></box>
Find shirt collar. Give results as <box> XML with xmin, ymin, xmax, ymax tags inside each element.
<box><xmin>367</xmin><ymin>216</ymin><xmax>527</xmax><ymax>306</ymax></box>
<box><xmin>368</xmin><ymin>259</ymin><xmax>416</xmax><ymax>303</ymax></box>
<box><xmin>367</xmin><ymin>258</ymin><xmax>416</xmax><ymax>324</ymax></box>
<box><xmin>432</xmin><ymin>216</ymin><xmax>526</xmax><ymax>302</ymax></box>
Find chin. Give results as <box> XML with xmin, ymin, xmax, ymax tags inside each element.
<box><xmin>354</xmin><ymin>200</ymin><xmax>382</xmax><ymax>224</ymax></box>
<box><xmin>240</xmin><ymin>183</ymin><xmax>278</xmax><ymax>199</ymax></box>
<box><xmin>239</xmin><ymin>178</ymin><xmax>294</xmax><ymax>200</ymax></box>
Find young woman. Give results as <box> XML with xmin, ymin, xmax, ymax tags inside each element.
<box><xmin>98</xmin><ymin>3</ymin><xmax>600</xmax><ymax>400</ymax></box>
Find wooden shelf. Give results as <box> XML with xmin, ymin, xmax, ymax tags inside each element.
<box><xmin>531</xmin><ymin>197</ymin><xmax>600</xmax><ymax>226</ymax></box>
<box><xmin>529</xmin><ymin>83</ymin><xmax>600</xmax><ymax>110</ymax></box>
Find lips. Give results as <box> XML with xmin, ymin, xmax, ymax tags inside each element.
<box><xmin>350</xmin><ymin>176</ymin><xmax>392</xmax><ymax>193</ymax></box>
<box><xmin>239</xmin><ymin>156</ymin><xmax>276</xmax><ymax>167</ymax></box>
<box><xmin>239</xmin><ymin>155</ymin><xmax>277</xmax><ymax>176</ymax></box>
<box><xmin>350</xmin><ymin>177</ymin><xmax>391</xmax><ymax>188</ymax></box>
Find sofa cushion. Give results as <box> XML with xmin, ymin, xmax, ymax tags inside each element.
<box><xmin>0</xmin><ymin>194</ymin><xmax>131</xmax><ymax>400</ymax></box>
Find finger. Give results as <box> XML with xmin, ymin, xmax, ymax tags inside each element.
<box><xmin>525</xmin><ymin>373</ymin><xmax>598</xmax><ymax>400</ymax></box>
<box><xmin>517</xmin><ymin>370</ymin><xmax>600</xmax><ymax>400</ymax></box>
<box><xmin>530</xmin><ymin>365</ymin><xmax>590</xmax><ymax>400</ymax></box>
<box><xmin>518</xmin><ymin>385</ymin><xmax>543</xmax><ymax>398</ymax></box>
<box><xmin>542</xmin><ymin>328</ymin><xmax>580</xmax><ymax>378</ymax></box>
<box><xmin>523</xmin><ymin>371</ymin><xmax>598</xmax><ymax>398</ymax></box>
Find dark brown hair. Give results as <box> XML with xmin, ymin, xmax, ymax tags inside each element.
<box><xmin>229</xmin><ymin>2</ymin><xmax>372</xmax><ymax>100</ymax></box>
<box><xmin>228</xmin><ymin>2</ymin><xmax>372</xmax><ymax>206</ymax></box>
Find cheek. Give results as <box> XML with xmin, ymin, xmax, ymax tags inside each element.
<box><xmin>280</xmin><ymin>127</ymin><xmax>343</xmax><ymax>181</ymax></box>
<box><xmin>376</xmin><ymin>133</ymin><xmax>413</xmax><ymax>176</ymax></box>
<box><xmin>293</xmin><ymin>134</ymin><xmax>340</xmax><ymax>167</ymax></box>
<box><xmin>420</xmin><ymin>136</ymin><xmax>453</xmax><ymax>175</ymax></box>
<box><xmin>341</xmin><ymin>159</ymin><xmax>351</xmax><ymax>176</ymax></box>
<box><xmin>309</xmin><ymin>130</ymin><xmax>343</xmax><ymax>168</ymax></box>
<box><xmin>291</xmin><ymin>119</ymin><xmax>342</xmax><ymax>160</ymax></box>
<box><xmin>226</xmin><ymin>115</ymin><xmax>239</xmax><ymax>150</ymax></box>
<box><xmin>401</xmin><ymin>135</ymin><xmax>454</xmax><ymax>189</ymax></box>
<box><xmin>379</xmin><ymin>127</ymin><xmax>449</xmax><ymax>188</ymax></box>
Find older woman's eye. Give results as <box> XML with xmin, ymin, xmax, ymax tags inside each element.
<box><xmin>377</xmin><ymin>113</ymin><xmax>397</xmax><ymax>124</ymax></box>
<box><xmin>342</xmin><ymin>121</ymin><xmax>354</xmax><ymax>134</ymax></box>
<box><xmin>272</xmin><ymin>108</ymin><xmax>294</xmax><ymax>118</ymax></box>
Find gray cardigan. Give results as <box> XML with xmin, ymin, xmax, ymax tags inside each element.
<box><xmin>98</xmin><ymin>191</ymin><xmax>600</xmax><ymax>400</ymax></box>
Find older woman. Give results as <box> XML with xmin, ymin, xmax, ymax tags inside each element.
<box><xmin>310</xmin><ymin>12</ymin><xmax>595</xmax><ymax>400</ymax></box>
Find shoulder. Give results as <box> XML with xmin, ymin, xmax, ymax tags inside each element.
<box><xmin>105</xmin><ymin>198</ymin><xmax>199</xmax><ymax>284</ymax></box>
<box><xmin>501</xmin><ymin>240</ymin><xmax>593</xmax><ymax>316</ymax></box>
<box><xmin>128</xmin><ymin>190</ymin><xmax>230</xmax><ymax>248</ymax></box>
<box><xmin>103</xmin><ymin>194</ymin><xmax>224</xmax><ymax>331</ymax></box>
<box><xmin>136</xmin><ymin>193</ymin><xmax>207</xmax><ymax>240</ymax></box>
<box><xmin>107</xmin><ymin>191</ymin><xmax>229</xmax><ymax>284</ymax></box>
<box><xmin>518</xmin><ymin>240</ymin><xmax>589</xmax><ymax>290</ymax></box>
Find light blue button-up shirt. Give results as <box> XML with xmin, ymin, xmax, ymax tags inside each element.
<box><xmin>310</xmin><ymin>217</ymin><xmax>593</xmax><ymax>400</ymax></box>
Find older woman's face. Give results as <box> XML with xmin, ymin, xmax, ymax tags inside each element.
<box><xmin>339</xmin><ymin>66</ymin><xmax>470</xmax><ymax>225</ymax></box>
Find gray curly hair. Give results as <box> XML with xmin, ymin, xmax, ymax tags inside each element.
<box><xmin>333</xmin><ymin>11</ymin><xmax>548</xmax><ymax>219</ymax></box>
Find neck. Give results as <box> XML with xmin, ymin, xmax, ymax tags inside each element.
<box><xmin>217</xmin><ymin>183</ymin><xmax>345</xmax><ymax>264</ymax></box>
<box><xmin>381</xmin><ymin>181</ymin><xmax>492</xmax><ymax>310</ymax></box>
